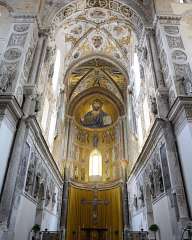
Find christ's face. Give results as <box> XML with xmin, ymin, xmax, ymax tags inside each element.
<box><xmin>92</xmin><ymin>101</ymin><xmax>102</xmax><ymax>111</ymax></box>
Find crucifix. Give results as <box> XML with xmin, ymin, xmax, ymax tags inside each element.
<box><xmin>80</xmin><ymin>189</ymin><xmax>110</xmax><ymax>224</ymax></box>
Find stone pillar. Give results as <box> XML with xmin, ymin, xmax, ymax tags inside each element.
<box><xmin>161</xmin><ymin>119</ymin><xmax>190</xmax><ymax>237</ymax></box>
<box><xmin>145</xmin><ymin>29</ymin><xmax>169</xmax><ymax>118</ymax></box>
<box><xmin>60</xmin><ymin>174</ymin><xmax>69</xmax><ymax>240</ymax></box>
<box><xmin>0</xmin><ymin>96</ymin><xmax>23</xmax><ymax>196</ymax></box>
<box><xmin>0</xmin><ymin>88</ymin><xmax>36</xmax><ymax>240</ymax></box>
<box><xmin>122</xmin><ymin>182</ymin><xmax>129</xmax><ymax>240</ymax></box>
<box><xmin>121</xmin><ymin>161</ymin><xmax>129</xmax><ymax>240</ymax></box>
<box><xmin>122</xmin><ymin>116</ymin><xmax>129</xmax><ymax>161</ymax></box>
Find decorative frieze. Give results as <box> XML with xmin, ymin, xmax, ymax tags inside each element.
<box><xmin>168</xmin><ymin>96</ymin><xmax>192</xmax><ymax>125</ymax></box>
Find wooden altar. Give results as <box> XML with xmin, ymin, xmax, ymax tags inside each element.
<box><xmin>66</xmin><ymin>186</ymin><xmax>123</xmax><ymax>240</ymax></box>
<box><xmin>81</xmin><ymin>227</ymin><xmax>108</xmax><ymax>240</ymax></box>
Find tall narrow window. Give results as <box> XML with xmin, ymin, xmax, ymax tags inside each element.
<box><xmin>89</xmin><ymin>149</ymin><xmax>102</xmax><ymax>176</ymax></box>
<box><xmin>48</xmin><ymin>111</ymin><xmax>57</xmax><ymax>147</ymax></box>
<box><xmin>143</xmin><ymin>97</ymin><xmax>150</xmax><ymax>131</ymax></box>
<box><xmin>41</xmin><ymin>97</ymin><xmax>49</xmax><ymax>131</ymax></box>
<box><xmin>133</xmin><ymin>53</ymin><xmax>141</xmax><ymax>97</ymax></box>
<box><xmin>52</xmin><ymin>49</ymin><xmax>61</xmax><ymax>92</ymax></box>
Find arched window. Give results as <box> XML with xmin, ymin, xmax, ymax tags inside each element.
<box><xmin>89</xmin><ymin>149</ymin><xmax>102</xmax><ymax>176</ymax></box>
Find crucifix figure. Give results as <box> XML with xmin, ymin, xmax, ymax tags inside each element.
<box><xmin>80</xmin><ymin>189</ymin><xmax>110</xmax><ymax>224</ymax></box>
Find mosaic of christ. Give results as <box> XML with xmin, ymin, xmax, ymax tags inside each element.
<box><xmin>80</xmin><ymin>99</ymin><xmax>112</xmax><ymax>128</ymax></box>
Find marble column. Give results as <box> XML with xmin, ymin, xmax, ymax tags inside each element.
<box><xmin>145</xmin><ymin>29</ymin><xmax>169</xmax><ymax>118</ymax></box>
<box><xmin>122</xmin><ymin>181</ymin><xmax>129</xmax><ymax>240</ymax></box>
<box><xmin>60</xmin><ymin>172</ymin><xmax>69</xmax><ymax>240</ymax></box>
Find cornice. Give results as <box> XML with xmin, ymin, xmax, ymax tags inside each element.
<box><xmin>168</xmin><ymin>96</ymin><xmax>192</xmax><ymax>123</ymax></box>
<box><xmin>168</xmin><ymin>97</ymin><xmax>192</xmax><ymax>135</ymax></box>
<box><xmin>0</xmin><ymin>95</ymin><xmax>23</xmax><ymax>121</ymax></box>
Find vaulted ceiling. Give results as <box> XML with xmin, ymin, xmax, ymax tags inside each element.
<box><xmin>55</xmin><ymin>7</ymin><xmax>134</xmax><ymax>73</ymax></box>
<box><xmin>68</xmin><ymin>58</ymin><xmax>126</xmax><ymax>103</ymax></box>
<box><xmin>1</xmin><ymin>0</ymin><xmax>153</xmax><ymax>104</ymax></box>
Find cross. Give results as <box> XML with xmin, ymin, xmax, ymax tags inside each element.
<box><xmin>80</xmin><ymin>190</ymin><xmax>110</xmax><ymax>223</ymax></box>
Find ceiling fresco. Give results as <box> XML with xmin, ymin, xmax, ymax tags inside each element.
<box><xmin>51</xmin><ymin>6</ymin><xmax>132</xmax><ymax>102</ymax></box>
<box><xmin>40</xmin><ymin>0</ymin><xmax>153</xmax><ymax>30</ymax></box>
<box><xmin>55</xmin><ymin>7</ymin><xmax>133</xmax><ymax>71</ymax></box>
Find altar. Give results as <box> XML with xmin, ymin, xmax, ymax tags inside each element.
<box><xmin>81</xmin><ymin>227</ymin><xmax>108</xmax><ymax>240</ymax></box>
<box><xmin>66</xmin><ymin>186</ymin><xmax>123</xmax><ymax>240</ymax></box>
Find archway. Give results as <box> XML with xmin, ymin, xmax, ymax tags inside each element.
<box><xmin>38</xmin><ymin>1</ymin><xmax>160</xmax><ymax>239</ymax></box>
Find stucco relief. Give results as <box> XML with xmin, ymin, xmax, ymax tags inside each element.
<box><xmin>24</xmin><ymin>139</ymin><xmax>60</xmax><ymax>211</ymax></box>
<box><xmin>164</xmin><ymin>25</ymin><xmax>179</xmax><ymax>35</ymax></box>
<box><xmin>14</xmin><ymin>24</ymin><xmax>30</xmax><ymax>33</ymax></box>
<box><xmin>166</xmin><ymin>35</ymin><xmax>184</xmax><ymax>49</ymax></box>
<box><xmin>0</xmin><ymin>22</ymin><xmax>33</xmax><ymax>94</ymax></box>
<box><xmin>0</xmin><ymin>61</ymin><xmax>18</xmax><ymax>92</ymax></box>
<box><xmin>174</xmin><ymin>63</ymin><xmax>192</xmax><ymax>96</ymax></box>
<box><xmin>157</xmin><ymin>17</ymin><xmax>192</xmax><ymax>98</ymax></box>
<box><xmin>130</xmin><ymin>141</ymin><xmax>171</xmax><ymax>214</ymax></box>
<box><xmin>4</xmin><ymin>48</ymin><xmax>22</xmax><ymax>61</ymax></box>
<box><xmin>23</xmin><ymin>45</ymin><xmax>36</xmax><ymax>79</ymax></box>
<box><xmin>8</xmin><ymin>33</ymin><xmax>28</xmax><ymax>47</ymax></box>
<box><xmin>160</xmin><ymin>49</ymin><xmax>169</xmax><ymax>81</ymax></box>
<box><xmin>15</xmin><ymin>86</ymin><xmax>24</xmax><ymax>106</ymax></box>
<box><xmin>172</xmin><ymin>50</ymin><xmax>187</xmax><ymax>64</ymax></box>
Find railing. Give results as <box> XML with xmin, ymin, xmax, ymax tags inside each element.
<box><xmin>126</xmin><ymin>231</ymin><xmax>149</xmax><ymax>240</ymax></box>
<box><xmin>29</xmin><ymin>231</ymin><xmax>62</xmax><ymax>240</ymax></box>
<box><xmin>31</xmin><ymin>230</ymin><xmax>148</xmax><ymax>240</ymax></box>
<box><xmin>40</xmin><ymin>231</ymin><xmax>62</xmax><ymax>240</ymax></box>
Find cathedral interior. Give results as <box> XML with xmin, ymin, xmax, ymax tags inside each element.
<box><xmin>1</xmin><ymin>0</ymin><xmax>192</xmax><ymax>240</ymax></box>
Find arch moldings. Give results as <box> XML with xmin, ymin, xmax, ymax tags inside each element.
<box><xmin>49</xmin><ymin>0</ymin><xmax>149</xmax><ymax>39</ymax></box>
<box><xmin>63</xmin><ymin>53</ymin><xmax>129</xmax><ymax>87</ymax></box>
